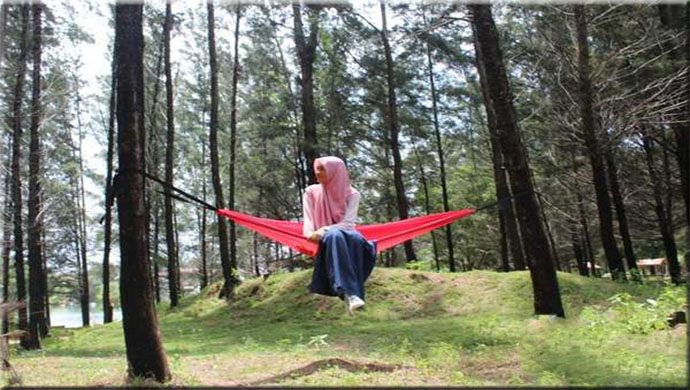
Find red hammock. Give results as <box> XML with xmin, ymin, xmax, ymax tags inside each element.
<box><xmin>216</xmin><ymin>208</ymin><xmax>476</xmax><ymax>258</ymax></box>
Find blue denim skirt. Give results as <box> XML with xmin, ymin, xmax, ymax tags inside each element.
<box><xmin>309</xmin><ymin>228</ymin><xmax>377</xmax><ymax>299</ymax></box>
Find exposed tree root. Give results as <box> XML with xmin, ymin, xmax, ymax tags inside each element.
<box><xmin>245</xmin><ymin>358</ymin><xmax>405</xmax><ymax>385</ymax></box>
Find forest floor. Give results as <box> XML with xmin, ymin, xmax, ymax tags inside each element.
<box><xmin>6</xmin><ymin>268</ymin><xmax>687</xmax><ymax>387</ymax></box>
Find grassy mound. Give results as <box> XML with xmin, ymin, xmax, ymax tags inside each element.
<box><xmin>9</xmin><ymin>268</ymin><xmax>686</xmax><ymax>386</ymax></box>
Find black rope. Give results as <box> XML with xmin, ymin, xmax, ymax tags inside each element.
<box><xmin>109</xmin><ymin>168</ymin><xmax>217</xmax><ymax>211</ymax></box>
<box><xmin>474</xmin><ymin>189</ymin><xmax>533</xmax><ymax>213</ymax></box>
<box><xmin>104</xmin><ymin>167</ymin><xmax>534</xmax><ymax>223</ymax></box>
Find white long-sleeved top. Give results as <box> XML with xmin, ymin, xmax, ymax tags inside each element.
<box><xmin>303</xmin><ymin>189</ymin><xmax>360</xmax><ymax>237</ymax></box>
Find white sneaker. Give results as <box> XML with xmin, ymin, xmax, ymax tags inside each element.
<box><xmin>348</xmin><ymin>295</ymin><xmax>365</xmax><ymax>313</ymax></box>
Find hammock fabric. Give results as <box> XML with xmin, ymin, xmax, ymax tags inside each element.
<box><xmin>216</xmin><ymin>208</ymin><xmax>476</xmax><ymax>258</ymax></box>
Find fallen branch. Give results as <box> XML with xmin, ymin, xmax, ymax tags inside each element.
<box><xmin>246</xmin><ymin>358</ymin><xmax>406</xmax><ymax>385</ymax></box>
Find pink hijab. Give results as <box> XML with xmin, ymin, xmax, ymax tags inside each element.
<box><xmin>307</xmin><ymin>156</ymin><xmax>356</xmax><ymax>229</ymax></box>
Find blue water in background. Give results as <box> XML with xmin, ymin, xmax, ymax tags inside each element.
<box><xmin>50</xmin><ymin>306</ymin><xmax>122</xmax><ymax>328</ymax></box>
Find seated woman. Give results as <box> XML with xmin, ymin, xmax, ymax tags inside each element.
<box><xmin>303</xmin><ymin>156</ymin><xmax>376</xmax><ymax>313</ymax></box>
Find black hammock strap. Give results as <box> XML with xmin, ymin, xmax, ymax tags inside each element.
<box><xmin>104</xmin><ymin>168</ymin><xmax>534</xmax><ymax>221</ymax></box>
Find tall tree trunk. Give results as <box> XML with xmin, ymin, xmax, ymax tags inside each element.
<box><xmin>573</xmin><ymin>4</ymin><xmax>625</xmax><ymax>280</ymax></box>
<box><xmin>380</xmin><ymin>0</ymin><xmax>416</xmax><ymax>262</ymax></box>
<box><xmin>207</xmin><ymin>1</ymin><xmax>237</xmax><ymax>298</ymax></box>
<box><xmin>412</xmin><ymin>144</ymin><xmax>439</xmax><ymax>271</ymax></box>
<box><xmin>657</xmin><ymin>4</ymin><xmax>689</xmax><ymax>228</ymax></box>
<box><xmin>571</xmin><ymin>224</ymin><xmax>588</xmax><ymax>276</ymax></box>
<box><xmin>11</xmin><ymin>3</ymin><xmax>29</xmax><ymax>347</ymax></box>
<box><xmin>26</xmin><ymin>2</ymin><xmax>44</xmax><ymax>349</ymax></box>
<box><xmin>153</xmin><ymin>204</ymin><xmax>161</xmax><ymax>304</ymax></box>
<box><xmin>115</xmin><ymin>4</ymin><xmax>171</xmax><ymax>381</ymax></box>
<box><xmin>148</xmin><ymin>6</ymin><xmax>166</xmax><ymax>306</ymax></box>
<box><xmin>200</xmin><ymin>137</ymin><xmax>208</xmax><ymax>290</ymax></box>
<box><xmin>571</xmin><ymin>150</ymin><xmax>594</xmax><ymax>276</ymax></box>
<box><xmin>604</xmin><ymin>142</ymin><xmax>638</xmax><ymax>279</ymax></box>
<box><xmin>0</xmin><ymin>3</ymin><xmax>7</xmax><ymax>69</ymax></box>
<box><xmin>423</xmin><ymin>12</ymin><xmax>454</xmax><ymax>271</ymax></box>
<box><xmin>471</xmin><ymin>3</ymin><xmax>564</xmax><ymax>317</ymax></box>
<box><xmin>163</xmin><ymin>2</ymin><xmax>178</xmax><ymax>308</ymax></box>
<box><xmin>228</xmin><ymin>3</ymin><xmax>241</xmax><ymax>278</ymax></box>
<box><xmin>642</xmin><ymin>133</ymin><xmax>681</xmax><ymax>285</ymax></box>
<box><xmin>74</xmin><ymin>73</ymin><xmax>90</xmax><ymax>327</ymax></box>
<box><xmin>103</xmin><ymin>38</ymin><xmax>117</xmax><ymax>324</ymax></box>
<box><xmin>662</xmin><ymin>141</ymin><xmax>673</xmax><ymax>228</ymax></box>
<box><xmin>292</xmin><ymin>3</ymin><xmax>320</xmax><ymax>185</ymax></box>
<box><xmin>271</xmin><ymin>25</ymin><xmax>306</xmax><ymax>200</ymax></box>
<box><xmin>40</xmin><ymin>228</ymin><xmax>49</xmax><ymax>333</ymax></box>
<box><xmin>2</xmin><ymin>135</ymin><xmax>12</xmax><ymax>336</ymax></box>
<box><xmin>473</xmin><ymin>44</ymin><xmax>526</xmax><ymax>272</ymax></box>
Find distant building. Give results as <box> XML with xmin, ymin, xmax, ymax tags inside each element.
<box><xmin>636</xmin><ymin>258</ymin><xmax>668</xmax><ymax>277</ymax></box>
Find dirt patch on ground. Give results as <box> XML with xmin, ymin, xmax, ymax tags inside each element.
<box><xmin>462</xmin><ymin>352</ymin><xmax>530</xmax><ymax>384</ymax></box>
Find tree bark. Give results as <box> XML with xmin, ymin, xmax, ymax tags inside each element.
<box><xmin>163</xmin><ymin>2</ymin><xmax>178</xmax><ymax>308</ymax></box>
<box><xmin>474</xmin><ymin>70</ymin><xmax>526</xmax><ymax>272</ymax></box>
<box><xmin>228</xmin><ymin>3</ymin><xmax>241</xmax><ymax>278</ymax></box>
<box><xmin>2</xmin><ymin>136</ymin><xmax>11</xmax><ymax>336</ymax></box>
<box><xmin>380</xmin><ymin>0</ymin><xmax>416</xmax><ymax>262</ymax></box>
<box><xmin>26</xmin><ymin>2</ymin><xmax>44</xmax><ymax>349</ymax></box>
<box><xmin>207</xmin><ymin>1</ymin><xmax>237</xmax><ymax>298</ymax></box>
<box><xmin>604</xmin><ymin>142</ymin><xmax>638</xmax><ymax>279</ymax></box>
<box><xmin>471</xmin><ymin>3</ymin><xmax>564</xmax><ymax>317</ymax></box>
<box><xmin>573</xmin><ymin>4</ymin><xmax>625</xmax><ymax>280</ymax></box>
<box><xmin>292</xmin><ymin>3</ymin><xmax>320</xmax><ymax>186</ymax></box>
<box><xmin>642</xmin><ymin>133</ymin><xmax>681</xmax><ymax>285</ymax></box>
<box><xmin>10</xmin><ymin>3</ymin><xmax>30</xmax><ymax>347</ymax></box>
<box><xmin>115</xmin><ymin>4</ymin><xmax>171</xmax><ymax>381</ymax></box>
<box><xmin>103</xmin><ymin>34</ymin><xmax>117</xmax><ymax>324</ymax></box>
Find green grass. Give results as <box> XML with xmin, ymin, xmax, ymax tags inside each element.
<box><xmin>7</xmin><ymin>268</ymin><xmax>687</xmax><ymax>386</ymax></box>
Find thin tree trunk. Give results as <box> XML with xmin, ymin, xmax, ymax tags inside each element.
<box><xmin>471</xmin><ymin>3</ymin><xmax>564</xmax><ymax>317</ymax></box>
<box><xmin>642</xmin><ymin>133</ymin><xmax>681</xmax><ymax>285</ymax></box>
<box><xmin>26</xmin><ymin>2</ymin><xmax>44</xmax><ymax>349</ymax></box>
<box><xmin>163</xmin><ymin>2</ymin><xmax>178</xmax><ymax>308</ymax></box>
<box><xmin>473</xmin><ymin>44</ymin><xmax>526</xmax><ymax>272</ymax></box>
<box><xmin>207</xmin><ymin>0</ymin><xmax>237</xmax><ymax>298</ymax></box>
<box><xmin>2</xmin><ymin>135</ymin><xmax>12</xmax><ymax>336</ymax></box>
<box><xmin>423</xmin><ymin>11</ymin><xmax>453</xmax><ymax>271</ymax></box>
<box><xmin>292</xmin><ymin>3</ymin><xmax>320</xmax><ymax>185</ymax></box>
<box><xmin>571</xmin><ymin>226</ymin><xmax>588</xmax><ymax>276</ymax></box>
<box><xmin>74</xmin><ymin>71</ymin><xmax>90</xmax><ymax>328</ymax></box>
<box><xmin>571</xmin><ymin>150</ymin><xmax>594</xmax><ymax>276</ymax></box>
<box><xmin>604</xmin><ymin>142</ymin><xmax>638</xmax><ymax>279</ymax></box>
<box><xmin>148</xmin><ymin>12</ymin><xmax>165</xmax><ymax>306</ymax></box>
<box><xmin>11</xmin><ymin>3</ymin><xmax>30</xmax><ymax>347</ymax></box>
<box><xmin>153</xmin><ymin>204</ymin><xmax>161</xmax><ymax>303</ymax></box>
<box><xmin>115</xmin><ymin>4</ymin><xmax>171</xmax><ymax>381</ymax></box>
<box><xmin>200</xmin><ymin>138</ymin><xmax>208</xmax><ymax>290</ymax></box>
<box><xmin>40</xmin><ymin>228</ymin><xmax>49</xmax><ymax>332</ymax></box>
<box><xmin>657</xmin><ymin>4</ymin><xmax>689</xmax><ymax>228</ymax></box>
<box><xmin>252</xmin><ymin>231</ymin><xmax>259</xmax><ymax>277</ymax></box>
<box><xmin>103</xmin><ymin>36</ymin><xmax>117</xmax><ymax>324</ymax></box>
<box><xmin>228</xmin><ymin>3</ymin><xmax>241</xmax><ymax>278</ymax></box>
<box><xmin>537</xmin><ymin>193</ymin><xmax>561</xmax><ymax>271</ymax></box>
<box><xmin>662</xmin><ymin>141</ymin><xmax>673</xmax><ymax>228</ymax></box>
<box><xmin>380</xmin><ymin>0</ymin><xmax>416</xmax><ymax>262</ymax></box>
<box><xmin>0</xmin><ymin>3</ymin><xmax>7</xmax><ymax>70</ymax></box>
<box><xmin>271</xmin><ymin>26</ymin><xmax>305</xmax><ymax>201</ymax></box>
<box><xmin>412</xmin><ymin>144</ymin><xmax>439</xmax><ymax>271</ymax></box>
<box><xmin>573</xmin><ymin>4</ymin><xmax>625</xmax><ymax>281</ymax></box>
<box><xmin>173</xmin><ymin>208</ymin><xmax>181</xmax><ymax>296</ymax></box>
